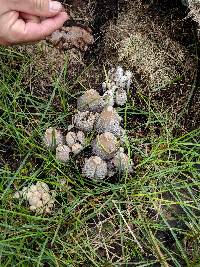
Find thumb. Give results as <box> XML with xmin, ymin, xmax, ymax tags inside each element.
<box><xmin>9</xmin><ymin>0</ymin><xmax>64</xmax><ymax>17</ymax></box>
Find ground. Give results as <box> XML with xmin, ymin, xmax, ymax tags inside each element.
<box><xmin>0</xmin><ymin>0</ymin><xmax>200</xmax><ymax>266</ymax></box>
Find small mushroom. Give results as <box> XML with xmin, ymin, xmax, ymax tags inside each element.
<box><xmin>107</xmin><ymin>161</ymin><xmax>116</xmax><ymax>177</ymax></box>
<box><xmin>66</xmin><ymin>131</ymin><xmax>77</xmax><ymax>147</ymax></box>
<box><xmin>76</xmin><ymin>131</ymin><xmax>85</xmax><ymax>144</ymax></box>
<box><xmin>71</xmin><ymin>143</ymin><xmax>83</xmax><ymax>155</ymax></box>
<box><xmin>104</xmin><ymin>66</ymin><xmax>133</xmax><ymax>90</ymax></box>
<box><xmin>102</xmin><ymin>86</ymin><xmax>117</xmax><ymax>107</ymax></box>
<box><xmin>95</xmin><ymin>106</ymin><xmax>122</xmax><ymax>136</ymax></box>
<box><xmin>92</xmin><ymin>132</ymin><xmax>120</xmax><ymax>160</ymax></box>
<box><xmin>124</xmin><ymin>70</ymin><xmax>133</xmax><ymax>89</ymax></box>
<box><xmin>15</xmin><ymin>182</ymin><xmax>55</xmax><ymax>214</ymax></box>
<box><xmin>112</xmin><ymin>147</ymin><xmax>133</xmax><ymax>173</ymax></box>
<box><xmin>74</xmin><ymin>111</ymin><xmax>97</xmax><ymax>133</ymax></box>
<box><xmin>44</xmin><ymin>127</ymin><xmax>63</xmax><ymax>149</ymax></box>
<box><xmin>114</xmin><ymin>66</ymin><xmax>124</xmax><ymax>82</ymax></box>
<box><xmin>56</xmin><ymin>145</ymin><xmax>71</xmax><ymax>163</ymax></box>
<box><xmin>77</xmin><ymin>89</ymin><xmax>104</xmax><ymax>112</ymax></box>
<box><xmin>115</xmin><ymin>89</ymin><xmax>128</xmax><ymax>106</ymax></box>
<box><xmin>82</xmin><ymin>156</ymin><xmax>108</xmax><ymax>180</ymax></box>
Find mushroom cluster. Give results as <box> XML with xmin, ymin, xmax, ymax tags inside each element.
<box><xmin>43</xmin><ymin>67</ymin><xmax>133</xmax><ymax>181</ymax></box>
<box><xmin>42</xmin><ymin>67</ymin><xmax>133</xmax><ymax>180</ymax></box>
<box><xmin>14</xmin><ymin>182</ymin><xmax>55</xmax><ymax>214</ymax></box>
<box><xmin>102</xmin><ymin>66</ymin><xmax>132</xmax><ymax>107</ymax></box>
<box><xmin>14</xmin><ymin>67</ymin><xmax>134</xmax><ymax>214</ymax></box>
<box><xmin>74</xmin><ymin>66</ymin><xmax>133</xmax><ymax>180</ymax></box>
<box><xmin>43</xmin><ymin>126</ymin><xmax>86</xmax><ymax>163</ymax></box>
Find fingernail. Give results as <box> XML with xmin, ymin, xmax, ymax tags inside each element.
<box><xmin>49</xmin><ymin>1</ymin><xmax>62</xmax><ymax>12</ymax></box>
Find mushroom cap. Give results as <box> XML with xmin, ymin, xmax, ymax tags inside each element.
<box><xmin>74</xmin><ymin>111</ymin><xmax>97</xmax><ymax>133</ymax></box>
<box><xmin>115</xmin><ymin>89</ymin><xmax>128</xmax><ymax>106</ymax></box>
<box><xmin>105</xmin><ymin>66</ymin><xmax>132</xmax><ymax>90</ymax></box>
<box><xmin>95</xmin><ymin>106</ymin><xmax>122</xmax><ymax>136</ymax></box>
<box><xmin>82</xmin><ymin>156</ymin><xmax>108</xmax><ymax>180</ymax></box>
<box><xmin>66</xmin><ymin>131</ymin><xmax>77</xmax><ymax>147</ymax></box>
<box><xmin>28</xmin><ymin>196</ymin><xmax>40</xmax><ymax>207</ymax></box>
<box><xmin>102</xmin><ymin>89</ymin><xmax>116</xmax><ymax>107</ymax></box>
<box><xmin>56</xmin><ymin>145</ymin><xmax>71</xmax><ymax>163</ymax></box>
<box><xmin>92</xmin><ymin>132</ymin><xmax>120</xmax><ymax>160</ymax></box>
<box><xmin>114</xmin><ymin>66</ymin><xmax>124</xmax><ymax>81</ymax></box>
<box><xmin>71</xmin><ymin>143</ymin><xmax>83</xmax><ymax>155</ymax></box>
<box><xmin>112</xmin><ymin>147</ymin><xmax>133</xmax><ymax>173</ymax></box>
<box><xmin>76</xmin><ymin>131</ymin><xmax>85</xmax><ymax>144</ymax></box>
<box><xmin>125</xmin><ymin>70</ymin><xmax>133</xmax><ymax>79</ymax></box>
<box><xmin>44</xmin><ymin>127</ymin><xmax>63</xmax><ymax>149</ymax></box>
<box><xmin>77</xmin><ymin>89</ymin><xmax>104</xmax><ymax>112</ymax></box>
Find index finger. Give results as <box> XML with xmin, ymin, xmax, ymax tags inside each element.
<box><xmin>10</xmin><ymin>11</ymin><xmax>69</xmax><ymax>44</ymax></box>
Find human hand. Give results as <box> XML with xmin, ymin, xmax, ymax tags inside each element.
<box><xmin>0</xmin><ymin>0</ymin><xmax>69</xmax><ymax>45</ymax></box>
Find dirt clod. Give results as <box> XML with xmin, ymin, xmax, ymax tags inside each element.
<box><xmin>47</xmin><ymin>26</ymin><xmax>94</xmax><ymax>51</ymax></box>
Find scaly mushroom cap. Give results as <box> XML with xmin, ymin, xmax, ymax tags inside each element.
<box><xmin>92</xmin><ymin>132</ymin><xmax>120</xmax><ymax>160</ymax></box>
<box><xmin>77</xmin><ymin>89</ymin><xmax>104</xmax><ymax>112</ymax></box>
<box><xmin>102</xmin><ymin>88</ymin><xmax>117</xmax><ymax>107</ymax></box>
<box><xmin>82</xmin><ymin>156</ymin><xmax>108</xmax><ymax>180</ymax></box>
<box><xmin>76</xmin><ymin>131</ymin><xmax>85</xmax><ymax>145</ymax></box>
<box><xmin>112</xmin><ymin>147</ymin><xmax>133</xmax><ymax>173</ymax></box>
<box><xmin>95</xmin><ymin>106</ymin><xmax>122</xmax><ymax>136</ymax></box>
<box><xmin>74</xmin><ymin>111</ymin><xmax>97</xmax><ymax>133</ymax></box>
<box><xmin>44</xmin><ymin>127</ymin><xmax>63</xmax><ymax>149</ymax></box>
<box><xmin>56</xmin><ymin>145</ymin><xmax>71</xmax><ymax>163</ymax></box>
<box><xmin>115</xmin><ymin>89</ymin><xmax>128</xmax><ymax>106</ymax></box>
<box><xmin>66</xmin><ymin>131</ymin><xmax>77</xmax><ymax>147</ymax></box>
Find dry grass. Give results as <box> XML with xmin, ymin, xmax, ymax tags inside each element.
<box><xmin>188</xmin><ymin>0</ymin><xmax>200</xmax><ymax>28</ymax></box>
<box><xmin>104</xmin><ymin>1</ymin><xmax>196</xmax><ymax>88</ymax></box>
<box><xmin>102</xmin><ymin>0</ymin><xmax>199</xmax><ymax>129</ymax></box>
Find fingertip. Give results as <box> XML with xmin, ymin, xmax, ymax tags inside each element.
<box><xmin>23</xmin><ymin>12</ymin><xmax>70</xmax><ymax>42</ymax></box>
<box><xmin>49</xmin><ymin>1</ymin><xmax>62</xmax><ymax>13</ymax></box>
<box><xmin>60</xmin><ymin>11</ymin><xmax>70</xmax><ymax>22</ymax></box>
